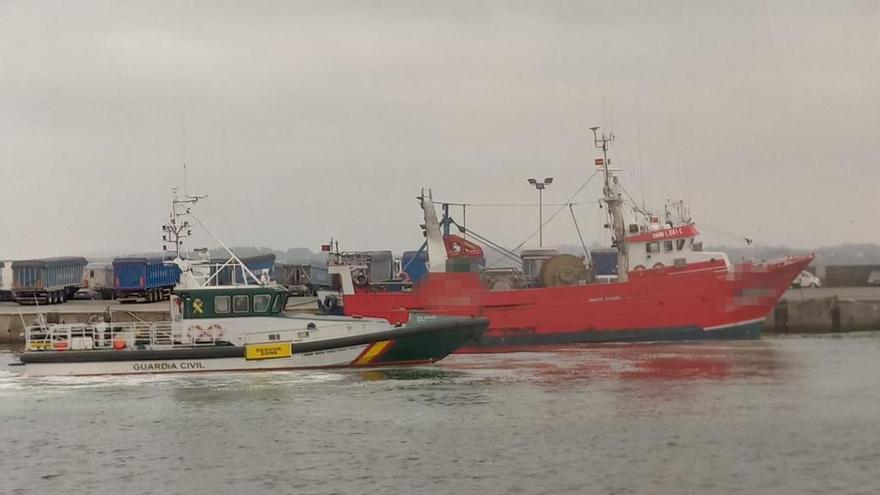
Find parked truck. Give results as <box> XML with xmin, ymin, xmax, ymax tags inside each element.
<box><xmin>0</xmin><ymin>261</ymin><xmax>13</xmax><ymax>301</ymax></box>
<box><xmin>12</xmin><ymin>257</ymin><xmax>88</xmax><ymax>304</ymax></box>
<box><xmin>77</xmin><ymin>262</ymin><xmax>115</xmax><ymax>300</ymax></box>
<box><xmin>112</xmin><ymin>257</ymin><xmax>180</xmax><ymax>303</ymax></box>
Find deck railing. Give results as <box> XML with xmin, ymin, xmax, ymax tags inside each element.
<box><xmin>25</xmin><ymin>321</ymin><xmax>223</xmax><ymax>352</ymax></box>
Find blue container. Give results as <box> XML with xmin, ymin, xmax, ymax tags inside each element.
<box><xmin>113</xmin><ymin>257</ymin><xmax>180</xmax><ymax>295</ymax></box>
<box><xmin>12</xmin><ymin>257</ymin><xmax>88</xmax><ymax>291</ymax></box>
<box><xmin>402</xmin><ymin>250</ymin><xmax>429</xmax><ymax>283</ymax></box>
<box><xmin>590</xmin><ymin>249</ymin><xmax>618</xmax><ymax>276</ymax></box>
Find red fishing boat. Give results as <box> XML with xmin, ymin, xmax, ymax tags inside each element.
<box><xmin>325</xmin><ymin>127</ymin><xmax>812</xmax><ymax>350</ymax></box>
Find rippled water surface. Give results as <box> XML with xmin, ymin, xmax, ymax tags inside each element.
<box><xmin>2</xmin><ymin>335</ymin><xmax>880</xmax><ymax>495</ymax></box>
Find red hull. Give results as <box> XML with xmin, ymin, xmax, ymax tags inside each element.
<box><xmin>341</xmin><ymin>256</ymin><xmax>812</xmax><ymax>350</ymax></box>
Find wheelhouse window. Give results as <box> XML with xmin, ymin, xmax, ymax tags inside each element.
<box><xmin>664</xmin><ymin>240</ymin><xmax>674</xmax><ymax>252</ymax></box>
<box><xmin>676</xmin><ymin>239</ymin><xmax>686</xmax><ymax>250</ymax></box>
<box><xmin>646</xmin><ymin>241</ymin><xmax>659</xmax><ymax>254</ymax></box>
<box><xmin>233</xmin><ymin>295</ymin><xmax>249</xmax><ymax>313</ymax></box>
<box><xmin>271</xmin><ymin>295</ymin><xmax>283</xmax><ymax>312</ymax></box>
<box><xmin>254</xmin><ymin>294</ymin><xmax>271</xmax><ymax>312</ymax></box>
<box><xmin>215</xmin><ymin>295</ymin><xmax>230</xmax><ymax>314</ymax></box>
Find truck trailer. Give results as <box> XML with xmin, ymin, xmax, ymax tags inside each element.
<box><xmin>113</xmin><ymin>257</ymin><xmax>180</xmax><ymax>303</ymax></box>
<box><xmin>209</xmin><ymin>253</ymin><xmax>277</xmax><ymax>285</ymax></box>
<box><xmin>0</xmin><ymin>261</ymin><xmax>13</xmax><ymax>301</ymax></box>
<box><xmin>274</xmin><ymin>260</ymin><xmax>330</xmax><ymax>295</ymax></box>
<box><xmin>12</xmin><ymin>257</ymin><xmax>88</xmax><ymax>305</ymax></box>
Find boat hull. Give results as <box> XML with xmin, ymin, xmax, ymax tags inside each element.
<box><xmin>461</xmin><ymin>319</ymin><xmax>764</xmax><ymax>352</ymax></box>
<box><xmin>17</xmin><ymin>316</ymin><xmax>488</xmax><ymax>376</ymax></box>
<box><xmin>342</xmin><ymin>256</ymin><xmax>812</xmax><ymax>350</ymax></box>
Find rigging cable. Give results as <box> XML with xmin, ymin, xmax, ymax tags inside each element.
<box><xmin>569</xmin><ymin>203</ymin><xmax>590</xmax><ymax>259</ymax></box>
<box><xmin>437</xmin><ymin>200</ymin><xmax>599</xmax><ymax>207</ymax></box>
<box><xmin>512</xmin><ymin>169</ymin><xmax>600</xmax><ymax>252</ymax></box>
<box><xmin>450</xmin><ymin>221</ymin><xmax>522</xmax><ymax>264</ymax></box>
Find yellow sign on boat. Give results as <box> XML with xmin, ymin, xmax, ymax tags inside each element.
<box><xmin>245</xmin><ymin>342</ymin><xmax>292</xmax><ymax>360</ymax></box>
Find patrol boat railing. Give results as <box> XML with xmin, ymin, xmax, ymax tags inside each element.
<box><xmin>25</xmin><ymin>321</ymin><xmax>224</xmax><ymax>352</ymax></box>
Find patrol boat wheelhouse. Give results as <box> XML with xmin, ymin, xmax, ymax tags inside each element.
<box><xmin>13</xmin><ymin>192</ymin><xmax>486</xmax><ymax>377</ymax></box>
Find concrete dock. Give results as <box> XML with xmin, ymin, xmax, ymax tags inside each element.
<box><xmin>768</xmin><ymin>287</ymin><xmax>880</xmax><ymax>334</ymax></box>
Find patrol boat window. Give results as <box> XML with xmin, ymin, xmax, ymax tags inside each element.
<box><xmin>215</xmin><ymin>296</ymin><xmax>230</xmax><ymax>314</ymax></box>
<box><xmin>254</xmin><ymin>294</ymin><xmax>271</xmax><ymax>312</ymax></box>
<box><xmin>233</xmin><ymin>295</ymin><xmax>249</xmax><ymax>313</ymax></box>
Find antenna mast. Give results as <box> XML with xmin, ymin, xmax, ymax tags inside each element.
<box><xmin>162</xmin><ymin>188</ymin><xmax>204</xmax><ymax>259</ymax></box>
<box><xmin>590</xmin><ymin>126</ymin><xmax>629</xmax><ymax>281</ymax></box>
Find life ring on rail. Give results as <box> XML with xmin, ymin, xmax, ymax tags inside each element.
<box><xmin>353</xmin><ymin>274</ymin><xmax>369</xmax><ymax>287</ymax></box>
<box><xmin>398</xmin><ymin>271</ymin><xmax>412</xmax><ymax>283</ymax></box>
<box><xmin>52</xmin><ymin>340</ymin><xmax>69</xmax><ymax>351</ymax></box>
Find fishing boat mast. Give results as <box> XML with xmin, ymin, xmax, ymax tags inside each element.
<box><xmin>591</xmin><ymin>126</ymin><xmax>629</xmax><ymax>282</ymax></box>
<box><xmin>420</xmin><ymin>189</ymin><xmax>448</xmax><ymax>273</ymax></box>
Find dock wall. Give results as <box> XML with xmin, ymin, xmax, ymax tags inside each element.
<box><xmin>764</xmin><ymin>297</ymin><xmax>880</xmax><ymax>334</ymax></box>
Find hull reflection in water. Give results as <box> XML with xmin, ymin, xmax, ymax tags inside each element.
<box><xmin>441</xmin><ymin>342</ymin><xmax>785</xmax><ymax>383</ymax></box>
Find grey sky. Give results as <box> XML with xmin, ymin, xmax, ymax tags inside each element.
<box><xmin>1</xmin><ymin>1</ymin><xmax>878</xmax><ymax>259</ymax></box>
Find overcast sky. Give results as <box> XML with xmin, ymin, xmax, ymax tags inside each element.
<box><xmin>1</xmin><ymin>1</ymin><xmax>878</xmax><ymax>259</ymax></box>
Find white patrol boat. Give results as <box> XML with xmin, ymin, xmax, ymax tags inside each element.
<box><xmin>11</xmin><ymin>191</ymin><xmax>487</xmax><ymax>377</ymax></box>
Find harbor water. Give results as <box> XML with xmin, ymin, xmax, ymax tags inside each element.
<box><xmin>1</xmin><ymin>334</ymin><xmax>879</xmax><ymax>495</ymax></box>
